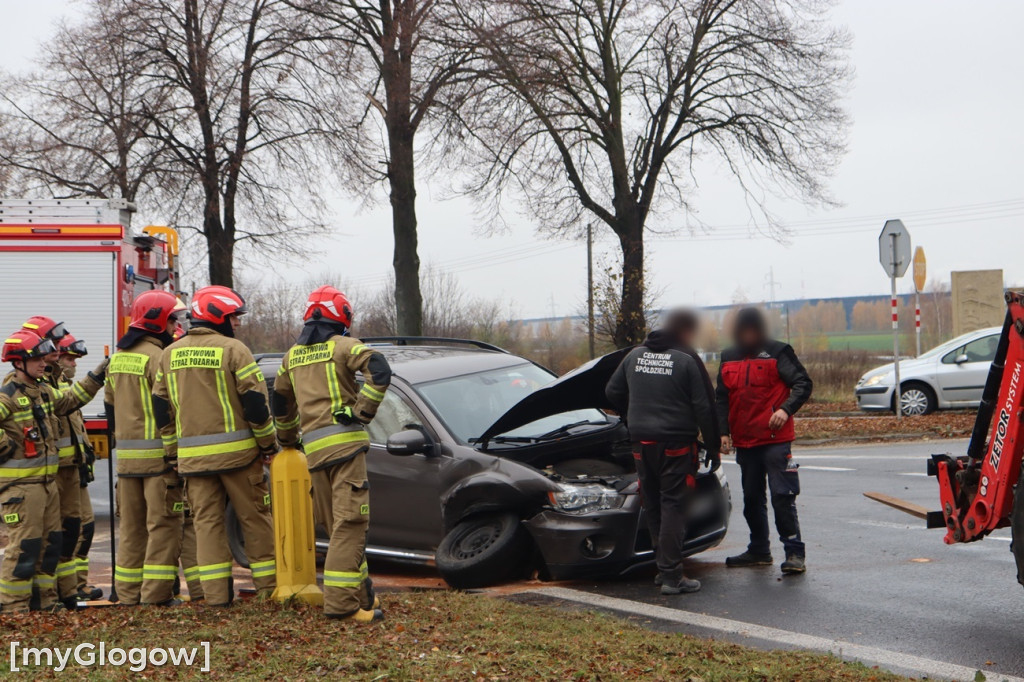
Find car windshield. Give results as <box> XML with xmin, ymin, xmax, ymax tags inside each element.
<box><xmin>918</xmin><ymin>329</ymin><xmax>996</xmax><ymax>360</ymax></box>
<box><xmin>414</xmin><ymin>362</ymin><xmax>609</xmax><ymax>444</ymax></box>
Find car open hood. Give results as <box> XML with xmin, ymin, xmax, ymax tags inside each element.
<box><xmin>478</xmin><ymin>347</ymin><xmax>633</xmax><ymax>442</ymax></box>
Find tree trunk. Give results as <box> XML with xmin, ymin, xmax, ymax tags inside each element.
<box><xmin>388</xmin><ymin>129</ymin><xmax>423</xmax><ymax>336</ymax></box>
<box><xmin>614</xmin><ymin>219</ymin><xmax>646</xmax><ymax>348</ymax></box>
<box><xmin>204</xmin><ymin>189</ymin><xmax>234</xmax><ymax>288</ymax></box>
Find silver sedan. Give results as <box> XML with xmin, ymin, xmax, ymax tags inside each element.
<box><xmin>855</xmin><ymin>327</ymin><xmax>1001</xmax><ymax>415</ymax></box>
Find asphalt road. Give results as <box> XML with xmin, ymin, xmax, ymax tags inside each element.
<box><xmin>560</xmin><ymin>439</ymin><xmax>1024</xmax><ymax>680</ymax></box>
<box><xmin>80</xmin><ymin>441</ymin><xmax>1023</xmax><ymax>679</ymax></box>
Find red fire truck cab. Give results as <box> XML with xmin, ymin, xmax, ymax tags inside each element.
<box><xmin>0</xmin><ymin>198</ymin><xmax>182</xmax><ymax>457</ymax></box>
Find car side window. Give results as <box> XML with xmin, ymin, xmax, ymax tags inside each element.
<box><xmin>963</xmin><ymin>336</ymin><xmax>999</xmax><ymax>363</ymax></box>
<box><xmin>941</xmin><ymin>347</ymin><xmax>963</xmax><ymax>365</ymax></box>
<box><xmin>364</xmin><ymin>390</ymin><xmax>425</xmax><ymax>445</ymax></box>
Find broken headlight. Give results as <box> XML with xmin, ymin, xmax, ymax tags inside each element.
<box><xmin>548</xmin><ymin>483</ymin><xmax>624</xmax><ymax>515</ymax></box>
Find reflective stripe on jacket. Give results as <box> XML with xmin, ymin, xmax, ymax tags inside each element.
<box><xmin>105</xmin><ymin>336</ymin><xmax>170</xmax><ymax>477</ymax></box>
<box><xmin>153</xmin><ymin>328</ymin><xmax>275</xmax><ymax>476</ymax></box>
<box><xmin>273</xmin><ymin>335</ymin><xmax>391</xmax><ymax>471</ymax></box>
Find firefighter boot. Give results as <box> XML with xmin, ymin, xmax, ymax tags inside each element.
<box><xmin>75</xmin><ymin>486</ymin><xmax>102</xmax><ymax>601</ymax></box>
<box><xmin>327</xmin><ymin>607</ymin><xmax>384</xmax><ymax>623</ymax></box>
<box><xmin>312</xmin><ymin>460</ymin><xmax>372</xmax><ymax>618</ymax></box>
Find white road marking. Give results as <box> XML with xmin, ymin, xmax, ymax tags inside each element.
<box><xmin>530</xmin><ymin>587</ymin><xmax>1023</xmax><ymax>682</ymax></box>
<box><xmin>848</xmin><ymin>519</ymin><xmax>925</xmax><ymax>531</ymax></box>
<box><xmin>898</xmin><ymin>472</ymin><xmax>929</xmax><ymax>477</ymax></box>
<box><xmin>799</xmin><ymin>465</ymin><xmax>854</xmax><ymax>472</ymax></box>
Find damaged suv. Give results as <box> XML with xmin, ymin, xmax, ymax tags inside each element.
<box><xmin>235</xmin><ymin>339</ymin><xmax>730</xmax><ymax>588</ymax></box>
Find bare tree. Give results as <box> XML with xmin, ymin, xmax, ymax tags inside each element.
<box><xmin>456</xmin><ymin>0</ymin><xmax>850</xmax><ymax>346</ymax></box>
<box><xmin>126</xmin><ymin>0</ymin><xmax>344</xmax><ymax>286</ymax></box>
<box><xmin>0</xmin><ymin>0</ymin><xmax>171</xmax><ymax>202</ymax></box>
<box><xmin>287</xmin><ymin>0</ymin><xmax>472</xmax><ymax>335</ymax></box>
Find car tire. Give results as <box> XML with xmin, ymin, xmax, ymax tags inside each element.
<box><xmin>435</xmin><ymin>512</ymin><xmax>531</xmax><ymax>589</ymax></box>
<box><xmin>225</xmin><ymin>501</ymin><xmax>250</xmax><ymax>569</ymax></box>
<box><xmin>898</xmin><ymin>382</ymin><xmax>937</xmax><ymax>416</ymax></box>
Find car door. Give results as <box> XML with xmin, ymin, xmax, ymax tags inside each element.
<box><xmin>363</xmin><ymin>384</ymin><xmax>446</xmax><ymax>553</ymax></box>
<box><xmin>935</xmin><ymin>334</ymin><xmax>999</xmax><ymax>405</ymax></box>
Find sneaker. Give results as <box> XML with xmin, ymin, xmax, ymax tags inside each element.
<box><xmin>781</xmin><ymin>554</ymin><xmax>806</xmax><ymax>574</ymax></box>
<box><xmin>725</xmin><ymin>551</ymin><xmax>773</xmax><ymax>568</ymax></box>
<box><xmin>327</xmin><ymin>608</ymin><xmax>384</xmax><ymax>623</ymax></box>
<box><xmin>653</xmin><ymin>574</ymin><xmax>663</xmax><ymax>587</ymax></box>
<box><xmin>660</xmin><ymin>577</ymin><xmax>701</xmax><ymax>595</ymax></box>
<box><xmin>77</xmin><ymin>586</ymin><xmax>103</xmax><ymax>601</ymax></box>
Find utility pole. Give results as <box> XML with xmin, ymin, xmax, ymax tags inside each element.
<box><xmin>587</xmin><ymin>223</ymin><xmax>595</xmax><ymax>359</ymax></box>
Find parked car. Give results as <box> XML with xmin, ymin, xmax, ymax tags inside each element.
<box><xmin>855</xmin><ymin>327</ymin><xmax>1001</xmax><ymax>415</ymax></box>
<box><xmin>228</xmin><ymin>338</ymin><xmax>730</xmax><ymax>588</ymax></box>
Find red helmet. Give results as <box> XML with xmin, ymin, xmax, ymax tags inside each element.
<box><xmin>131</xmin><ymin>290</ymin><xmax>187</xmax><ymax>333</ymax></box>
<box><xmin>189</xmin><ymin>286</ymin><xmax>247</xmax><ymax>324</ymax></box>
<box><xmin>303</xmin><ymin>286</ymin><xmax>352</xmax><ymax>326</ymax></box>
<box><xmin>22</xmin><ymin>316</ymin><xmax>68</xmax><ymax>341</ymax></box>
<box><xmin>58</xmin><ymin>333</ymin><xmax>88</xmax><ymax>357</ymax></box>
<box><xmin>3</xmin><ymin>330</ymin><xmax>58</xmax><ymax>363</ymax></box>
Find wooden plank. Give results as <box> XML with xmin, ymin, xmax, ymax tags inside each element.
<box><xmin>863</xmin><ymin>491</ymin><xmax>931</xmax><ymax>520</ymax></box>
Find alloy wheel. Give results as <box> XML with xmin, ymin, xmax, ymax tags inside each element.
<box><xmin>900</xmin><ymin>388</ymin><xmax>929</xmax><ymax>416</ymax></box>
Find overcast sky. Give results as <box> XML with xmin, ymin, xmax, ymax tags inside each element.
<box><xmin>2</xmin><ymin>0</ymin><xmax>1021</xmax><ymax>318</ymax></box>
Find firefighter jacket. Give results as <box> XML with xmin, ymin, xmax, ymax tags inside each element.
<box><xmin>715</xmin><ymin>341</ymin><xmax>813</xmax><ymax>448</ymax></box>
<box><xmin>152</xmin><ymin>328</ymin><xmax>276</xmax><ymax>476</ymax></box>
<box><xmin>104</xmin><ymin>335</ymin><xmax>173</xmax><ymax>477</ymax></box>
<box><xmin>0</xmin><ymin>373</ymin><xmax>103</xmax><ymax>486</ymax></box>
<box><xmin>272</xmin><ymin>335</ymin><xmax>392</xmax><ymax>471</ymax></box>
<box><xmin>57</xmin><ymin>373</ymin><xmax>90</xmax><ymax>465</ymax></box>
<box><xmin>3</xmin><ymin>365</ymin><xmax>79</xmax><ymax>468</ymax></box>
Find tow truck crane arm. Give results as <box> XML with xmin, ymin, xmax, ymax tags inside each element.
<box><xmin>926</xmin><ymin>290</ymin><xmax>1024</xmax><ymax>583</ymax></box>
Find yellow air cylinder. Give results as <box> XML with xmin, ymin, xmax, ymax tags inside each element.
<box><xmin>270</xmin><ymin>447</ymin><xmax>323</xmax><ymax>606</ymax></box>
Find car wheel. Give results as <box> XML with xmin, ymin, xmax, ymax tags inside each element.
<box><xmin>898</xmin><ymin>382</ymin><xmax>936</xmax><ymax>416</ymax></box>
<box><xmin>224</xmin><ymin>501</ymin><xmax>250</xmax><ymax>568</ymax></box>
<box><xmin>435</xmin><ymin>512</ymin><xmax>531</xmax><ymax>589</ymax></box>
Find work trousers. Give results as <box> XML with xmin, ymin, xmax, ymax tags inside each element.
<box><xmin>634</xmin><ymin>442</ymin><xmax>699</xmax><ymax>583</ymax></box>
<box><xmin>736</xmin><ymin>442</ymin><xmax>805</xmax><ymax>557</ymax></box>
<box><xmin>311</xmin><ymin>453</ymin><xmax>372</xmax><ymax>617</ymax></box>
<box><xmin>179</xmin><ymin>498</ymin><xmax>203</xmax><ymax>600</ymax></box>
<box><xmin>115</xmin><ymin>471</ymin><xmax>184</xmax><ymax>604</ymax></box>
<box><xmin>74</xmin><ymin>481</ymin><xmax>94</xmax><ymax>593</ymax></box>
<box><xmin>0</xmin><ymin>480</ymin><xmax>61</xmax><ymax>612</ymax></box>
<box><xmin>55</xmin><ymin>466</ymin><xmax>81</xmax><ymax>600</ymax></box>
<box><xmin>185</xmin><ymin>458</ymin><xmax>275</xmax><ymax>606</ymax></box>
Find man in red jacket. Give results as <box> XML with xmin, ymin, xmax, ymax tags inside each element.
<box><xmin>716</xmin><ymin>308</ymin><xmax>813</xmax><ymax>574</ymax></box>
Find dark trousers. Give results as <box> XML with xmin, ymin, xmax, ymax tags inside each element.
<box><xmin>634</xmin><ymin>442</ymin><xmax>699</xmax><ymax>581</ymax></box>
<box><xmin>736</xmin><ymin>442</ymin><xmax>805</xmax><ymax>556</ymax></box>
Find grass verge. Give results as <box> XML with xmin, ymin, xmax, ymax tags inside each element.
<box><xmin>795</xmin><ymin>411</ymin><xmax>974</xmax><ymax>443</ymax></box>
<box><xmin>0</xmin><ymin>591</ymin><xmax>907</xmax><ymax>681</ymax></box>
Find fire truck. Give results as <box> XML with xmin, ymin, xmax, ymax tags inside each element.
<box><xmin>0</xmin><ymin>198</ymin><xmax>182</xmax><ymax>457</ymax></box>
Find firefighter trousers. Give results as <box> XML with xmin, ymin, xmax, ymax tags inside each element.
<box><xmin>185</xmin><ymin>458</ymin><xmax>275</xmax><ymax>606</ymax></box>
<box><xmin>75</xmin><ymin>482</ymin><xmax>94</xmax><ymax>592</ymax></box>
<box><xmin>311</xmin><ymin>454</ymin><xmax>372</xmax><ymax>616</ymax></box>
<box><xmin>179</xmin><ymin>499</ymin><xmax>204</xmax><ymax>600</ymax></box>
<box><xmin>115</xmin><ymin>471</ymin><xmax>184</xmax><ymax>605</ymax></box>
<box><xmin>55</xmin><ymin>465</ymin><xmax>81</xmax><ymax>600</ymax></box>
<box><xmin>0</xmin><ymin>480</ymin><xmax>61</xmax><ymax>612</ymax></box>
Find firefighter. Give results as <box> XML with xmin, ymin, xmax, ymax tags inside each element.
<box><xmin>55</xmin><ymin>334</ymin><xmax>104</xmax><ymax>602</ymax></box>
<box><xmin>273</xmin><ymin>286</ymin><xmax>390</xmax><ymax>622</ymax></box>
<box><xmin>105</xmin><ymin>291</ymin><xmax>192</xmax><ymax>606</ymax></box>
<box><xmin>716</xmin><ymin>307</ymin><xmax>813</xmax><ymax>575</ymax></box>
<box><xmin>17</xmin><ymin>316</ymin><xmax>84</xmax><ymax>608</ymax></box>
<box><xmin>152</xmin><ymin>286</ymin><xmax>277</xmax><ymax>606</ymax></box>
<box><xmin>0</xmin><ymin>330</ymin><xmax>107</xmax><ymax>613</ymax></box>
<box><xmin>605</xmin><ymin>309</ymin><xmax>720</xmax><ymax>595</ymax></box>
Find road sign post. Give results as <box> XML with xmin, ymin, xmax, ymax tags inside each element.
<box><xmin>879</xmin><ymin>220</ymin><xmax>911</xmax><ymax>418</ymax></box>
<box><xmin>913</xmin><ymin>247</ymin><xmax>927</xmax><ymax>356</ymax></box>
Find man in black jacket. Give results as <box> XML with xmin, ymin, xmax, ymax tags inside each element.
<box><xmin>606</xmin><ymin>310</ymin><xmax>720</xmax><ymax>595</ymax></box>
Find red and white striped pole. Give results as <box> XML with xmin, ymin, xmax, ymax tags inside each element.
<box><xmin>914</xmin><ymin>291</ymin><xmax>922</xmax><ymax>357</ymax></box>
<box><xmin>890</xmin><ymin>249</ymin><xmax>902</xmax><ymax>419</ymax></box>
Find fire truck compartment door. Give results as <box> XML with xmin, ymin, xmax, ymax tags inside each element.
<box><xmin>0</xmin><ymin>250</ymin><xmax>117</xmax><ymax>419</ymax></box>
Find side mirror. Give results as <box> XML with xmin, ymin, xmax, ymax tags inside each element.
<box><xmin>955</xmin><ymin>354</ymin><xmax>970</xmax><ymax>365</ymax></box>
<box><xmin>386</xmin><ymin>429</ymin><xmax>434</xmax><ymax>457</ymax></box>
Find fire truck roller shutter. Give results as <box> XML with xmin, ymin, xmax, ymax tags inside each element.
<box><xmin>0</xmin><ymin>250</ymin><xmax>116</xmax><ymax>419</ymax></box>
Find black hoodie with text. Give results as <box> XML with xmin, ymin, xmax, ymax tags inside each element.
<box><xmin>605</xmin><ymin>330</ymin><xmax>720</xmax><ymax>453</ymax></box>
